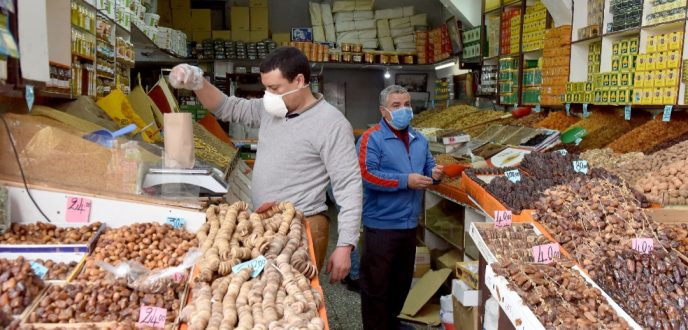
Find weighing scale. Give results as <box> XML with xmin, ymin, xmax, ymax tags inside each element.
<box><xmin>143</xmin><ymin>167</ymin><xmax>229</xmax><ymax>196</ymax></box>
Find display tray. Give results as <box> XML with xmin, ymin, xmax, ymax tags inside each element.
<box><xmin>0</xmin><ymin>251</ymin><xmax>88</xmax><ymax>283</ymax></box>
<box><xmin>0</xmin><ymin>222</ymin><xmax>105</xmax><ymax>253</ymax></box>
<box><xmin>469</xmin><ymin>222</ymin><xmax>546</xmax><ymax>265</ymax></box>
<box><xmin>460</xmin><ymin>171</ymin><xmax>535</xmax><ymax>222</ymax></box>
<box><xmin>426</xmin><ymin>182</ymin><xmax>477</xmax><ymax>208</ymax></box>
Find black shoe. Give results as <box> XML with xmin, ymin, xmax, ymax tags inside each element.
<box><xmin>397</xmin><ymin>322</ymin><xmax>415</xmax><ymax>330</ymax></box>
<box><xmin>341</xmin><ymin>275</ymin><xmax>360</xmax><ymax>292</ymax></box>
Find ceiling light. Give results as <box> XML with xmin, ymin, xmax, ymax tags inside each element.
<box><xmin>384</xmin><ymin>69</ymin><xmax>391</xmax><ymax>79</ymax></box>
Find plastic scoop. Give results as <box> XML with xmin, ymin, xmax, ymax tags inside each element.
<box><xmin>83</xmin><ymin>124</ymin><xmax>137</xmax><ymax>148</ymax></box>
<box><xmin>443</xmin><ymin>163</ymin><xmax>468</xmax><ymax>178</ymax></box>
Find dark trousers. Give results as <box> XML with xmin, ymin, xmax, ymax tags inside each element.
<box><xmin>360</xmin><ymin>226</ymin><xmax>416</xmax><ymax>330</ymax></box>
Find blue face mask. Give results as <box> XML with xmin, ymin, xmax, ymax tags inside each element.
<box><xmin>385</xmin><ymin>106</ymin><xmax>414</xmax><ymax>130</ymax></box>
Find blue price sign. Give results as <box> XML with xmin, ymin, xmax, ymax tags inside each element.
<box><xmin>534</xmin><ymin>104</ymin><xmax>541</xmax><ymax>113</ymax></box>
<box><xmin>624</xmin><ymin>105</ymin><xmax>631</xmax><ymax>120</ymax></box>
<box><xmin>30</xmin><ymin>261</ymin><xmax>48</xmax><ymax>279</ymax></box>
<box><xmin>582</xmin><ymin>103</ymin><xmax>589</xmax><ymax>118</ymax></box>
<box><xmin>232</xmin><ymin>256</ymin><xmax>268</xmax><ymax>278</ymax></box>
<box><xmin>504</xmin><ymin>170</ymin><xmax>521</xmax><ymax>183</ymax></box>
<box><xmin>573</xmin><ymin>160</ymin><xmax>589</xmax><ymax>174</ymax></box>
<box><xmin>565</xmin><ymin>103</ymin><xmax>571</xmax><ymax>116</ymax></box>
<box><xmin>165</xmin><ymin>217</ymin><xmax>186</xmax><ymax>229</ymax></box>
<box><xmin>663</xmin><ymin>105</ymin><xmax>673</xmax><ymax>122</ymax></box>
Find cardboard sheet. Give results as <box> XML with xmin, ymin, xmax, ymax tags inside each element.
<box><xmin>400</xmin><ymin>268</ymin><xmax>452</xmax><ymax>325</ymax></box>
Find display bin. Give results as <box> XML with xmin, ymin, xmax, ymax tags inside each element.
<box><xmin>0</xmin><ymin>251</ymin><xmax>88</xmax><ymax>284</ymax></box>
<box><xmin>0</xmin><ymin>222</ymin><xmax>105</xmax><ymax>253</ymax></box>
<box><xmin>459</xmin><ymin>171</ymin><xmax>535</xmax><ymax>223</ymax></box>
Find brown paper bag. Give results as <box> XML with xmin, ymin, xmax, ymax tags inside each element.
<box><xmin>164</xmin><ymin>113</ymin><xmax>195</xmax><ymax>169</ymax></box>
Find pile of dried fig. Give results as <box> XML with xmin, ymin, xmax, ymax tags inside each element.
<box><xmin>0</xmin><ymin>222</ymin><xmax>102</xmax><ymax>244</ymax></box>
<box><xmin>0</xmin><ymin>257</ymin><xmax>45</xmax><ymax>315</ymax></box>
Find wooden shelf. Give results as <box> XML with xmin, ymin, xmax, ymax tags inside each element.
<box><xmin>642</xmin><ymin>18</ymin><xmax>686</xmax><ymax>33</ymax></box>
<box><xmin>571</xmin><ymin>35</ymin><xmax>602</xmax><ymax>45</ymax></box>
<box><xmin>38</xmin><ymin>90</ymin><xmax>76</xmax><ymax>99</ymax></box>
<box><xmin>73</xmin><ymin>53</ymin><xmax>95</xmax><ymax>62</ymax></box>
<box><xmin>71</xmin><ymin>24</ymin><xmax>95</xmax><ymax>36</ymax></box>
<box><xmin>602</xmin><ymin>27</ymin><xmax>641</xmax><ymax>38</ymax></box>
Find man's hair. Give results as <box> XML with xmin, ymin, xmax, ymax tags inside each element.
<box><xmin>379</xmin><ymin>85</ymin><xmax>409</xmax><ymax>106</ymax></box>
<box><xmin>260</xmin><ymin>47</ymin><xmax>311</xmax><ymax>84</ymax></box>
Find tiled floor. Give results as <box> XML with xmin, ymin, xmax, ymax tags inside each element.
<box><xmin>319</xmin><ymin>206</ymin><xmax>441</xmax><ymax>330</ymax></box>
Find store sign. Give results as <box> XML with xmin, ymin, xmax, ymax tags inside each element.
<box><xmin>532</xmin><ymin>243</ymin><xmax>560</xmax><ymax>264</ymax></box>
<box><xmin>232</xmin><ymin>255</ymin><xmax>267</xmax><ymax>278</ymax></box>
<box><xmin>137</xmin><ymin>306</ymin><xmax>166</xmax><ymax>328</ymax></box>
<box><xmin>632</xmin><ymin>238</ymin><xmax>653</xmax><ymax>254</ymax></box>
<box><xmin>494</xmin><ymin>210</ymin><xmax>512</xmax><ymax>228</ymax></box>
<box><xmin>504</xmin><ymin>170</ymin><xmax>521</xmax><ymax>183</ymax></box>
<box><xmin>572</xmin><ymin>160</ymin><xmax>589</xmax><ymax>174</ymax></box>
<box><xmin>66</xmin><ymin>196</ymin><xmax>92</xmax><ymax>223</ymax></box>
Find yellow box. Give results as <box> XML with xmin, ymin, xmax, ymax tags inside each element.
<box><xmin>646</xmin><ymin>55</ymin><xmax>656</xmax><ymax>70</ymax></box>
<box><xmin>664</xmin><ymin>88</ymin><xmax>677</xmax><ymax>104</ymax></box>
<box><xmin>634</xmin><ymin>72</ymin><xmax>644</xmax><ymax>87</ymax></box>
<box><xmin>647</xmin><ymin>35</ymin><xmax>657</xmax><ymax>53</ymax></box>
<box><xmin>636</xmin><ymin>54</ymin><xmax>646</xmax><ymax>71</ymax></box>
<box><xmin>645</xmin><ymin>71</ymin><xmax>655</xmax><ymax>87</ymax></box>
<box><xmin>643</xmin><ymin>89</ymin><xmax>653</xmax><ymax>105</ymax></box>
<box><xmin>192</xmin><ymin>30</ymin><xmax>212</xmax><ymax>42</ymax></box>
<box><xmin>666</xmin><ymin>69</ymin><xmax>679</xmax><ymax>86</ymax></box>
<box><xmin>632</xmin><ymin>89</ymin><xmax>644</xmax><ymax>104</ymax></box>
<box><xmin>670</xmin><ymin>31</ymin><xmax>683</xmax><ymax>50</ymax></box>
<box><xmin>656</xmin><ymin>52</ymin><xmax>667</xmax><ymax>69</ymax></box>
<box><xmin>610</xmin><ymin>73</ymin><xmax>619</xmax><ymax>87</ymax></box>
<box><xmin>657</xmin><ymin>70</ymin><xmax>667</xmax><ymax>87</ymax></box>
<box><xmin>249</xmin><ymin>30</ymin><xmax>268</xmax><ymax>42</ymax></box>
<box><xmin>629</xmin><ymin>38</ymin><xmax>639</xmax><ymax>54</ymax></box>
<box><xmin>231</xmin><ymin>7</ymin><xmax>251</xmax><ymax>32</ymax></box>
<box><xmin>667</xmin><ymin>50</ymin><xmax>680</xmax><ymax>68</ymax></box>
<box><xmin>172</xmin><ymin>9</ymin><xmax>192</xmax><ymax>29</ymax></box>
<box><xmin>190</xmin><ymin>9</ymin><xmax>212</xmax><ymax>31</ymax></box>
<box><xmin>232</xmin><ymin>30</ymin><xmax>250</xmax><ymax>42</ymax></box>
<box><xmin>620</xmin><ymin>40</ymin><xmax>629</xmax><ymax>54</ymax></box>
<box><xmin>272</xmin><ymin>32</ymin><xmax>290</xmax><ymax>44</ymax></box>
<box><xmin>601</xmin><ymin>90</ymin><xmax>609</xmax><ymax>103</ymax></box>
<box><xmin>171</xmin><ymin>0</ymin><xmax>190</xmax><ymax>9</ymax></box>
<box><xmin>657</xmin><ymin>34</ymin><xmax>668</xmax><ymax>52</ymax></box>
<box><xmin>250</xmin><ymin>7</ymin><xmax>269</xmax><ymax>31</ymax></box>
<box><xmin>652</xmin><ymin>89</ymin><xmax>664</xmax><ymax>104</ymax></box>
<box><xmin>212</xmin><ymin>30</ymin><xmax>232</xmax><ymax>40</ymax></box>
<box><xmin>612</xmin><ymin>41</ymin><xmax>620</xmax><ymax>56</ymax></box>
<box><xmin>610</xmin><ymin>90</ymin><xmax>618</xmax><ymax>104</ymax></box>
<box><xmin>249</xmin><ymin>0</ymin><xmax>268</xmax><ymax>6</ymax></box>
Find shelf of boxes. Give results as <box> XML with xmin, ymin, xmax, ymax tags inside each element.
<box><xmin>680</xmin><ymin>21</ymin><xmax>688</xmax><ymax>105</ymax></box>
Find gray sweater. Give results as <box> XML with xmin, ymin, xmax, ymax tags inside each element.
<box><xmin>211</xmin><ymin>93</ymin><xmax>362</xmax><ymax>247</ymax></box>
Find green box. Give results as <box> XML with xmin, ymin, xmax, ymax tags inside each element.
<box><xmin>585</xmin><ymin>82</ymin><xmax>593</xmax><ymax>92</ymax></box>
<box><xmin>612</xmin><ymin>58</ymin><xmax>620</xmax><ymax>71</ymax></box>
<box><xmin>565</xmin><ymin>93</ymin><xmax>573</xmax><ymax>103</ymax></box>
<box><xmin>620</xmin><ymin>72</ymin><xmax>631</xmax><ymax>86</ymax></box>
<box><xmin>618</xmin><ymin>89</ymin><xmax>628</xmax><ymax>103</ymax></box>
<box><xmin>621</xmin><ymin>55</ymin><xmax>631</xmax><ymax>71</ymax></box>
<box><xmin>603</xmin><ymin>74</ymin><xmax>610</xmax><ymax>87</ymax></box>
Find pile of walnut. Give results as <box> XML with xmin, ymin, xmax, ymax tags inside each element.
<box><xmin>0</xmin><ymin>222</ymin><xmax>102</xmax><ymax>244</ymax></box>
<box><xmin>0</xmin><ymin>257</ymin><xmax>45</xmax><ymax>315</ymax></box>
<box><xmin>181</xmin><ymin>201</ymin><xmax>323</xmax><ymax>330</ymax></box>
<box><xmin>588</xmin><ymin>249</ymin><xmax>688</xmax><ymax>329</ymax></box>
<box><xmin>491</xmin><ymin>260</ymin><xmax>630</xmax><ymax>329</ymax></box>
<box><xmin>476</xmin><ymin>223</ymin><xmax>553</xmax><ymax>262</ymax></box>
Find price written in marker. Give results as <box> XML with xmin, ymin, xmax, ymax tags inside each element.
<box><xmin>65</xmin><ymin>197</ymin><xmax>92</xmax><ymax>223</ymax></box>
<box><xmin>556</xmin><ymin>149</ymin><xmax>568</xmax><ymax>156</ymax></box>
<box><xmin>232</xmin><ymin>255</ymin><xmax>267</xmax><ymax>278</ymax></box>
<box><xmin>532</xmin><ymin>243</ymin><xmax>560</xmax><ymax>264</ymax></box>
<box><xmin>582</xmin><ymin>103</ymin><xmax>589</xmax><ymax>118</ymax></box>
<box><xmin>663</xmin><ymin>105</ymin><xmax>673</xmax><ymax>122</ymax></box>
<box><xmin>30</xmin><ymin>261</ymin><xmax>48</xmax><ymax>279</ymax></box>
<box><xmin>172</xmin><ymin>272</ymin><xmax>186</xmax><ymax>282</ymax></box>
<box><xmin>632</xmin><ymin>238</ymin><xmax>654</xmax><ymax>254</ymax></box>
<box><xmin>565</xmin><ymin>103</ymin><xmax>571</xmax><ymax>116</ymax></box>
<box><xmin>504</xmin><ymin>170</ymin><xmax>521</xmax><ymax>183</ymax></box>
<box><xmin>624</xmin><ymin>105</ymin><xmax>631</xmax><ymax>120</ymax></box>
<box><xmin>494</xmin><ymin>210</ymin><xmax>512</xmax><ymax>228</ymax></box>
<box><xmin>165</xmin><ymin>217</ymin><xmax>186</xmax><ymax>229</ymax></box>
<box><xmin>137</xmin><ymin>305</ymin><xmax>167</xmax><ymax>329</ymax></box>
<box><xmin>573</xmin><ymin>160</ymin><xmax>589</xmax><ymax>174</ymax></box>
<box><xmin>534</xmin><ymin>104</ymin><xmax>541</xmax><ymax>113</ymax></box>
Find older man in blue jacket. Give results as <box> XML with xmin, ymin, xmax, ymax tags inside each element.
<box><xmin>356</xmin><ymin>85</ymin><xmax>444</xmax><ymax>330</ymax></box>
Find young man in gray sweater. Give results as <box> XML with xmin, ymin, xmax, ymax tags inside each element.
<box><xmin>168</xmin><ymin>47</ymin><xmax>362</xmax><ymax>283</ymax></box>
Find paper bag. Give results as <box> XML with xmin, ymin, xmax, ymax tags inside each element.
<box><xmin>164</xmin><ymin>113</ymin><xmax>195</xmax><ymax>169</ymax></box>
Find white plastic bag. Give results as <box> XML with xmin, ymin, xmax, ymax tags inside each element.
<box><xmin>440</xmin><ymin>294</ymin><xmax>454</xmax><ymax>330</ymax></box>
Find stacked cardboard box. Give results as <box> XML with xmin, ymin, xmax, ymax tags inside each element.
<box><xmin>540</xmin><ymin>25</ymin><xmax>571</xmax><ymax>105</ymax></box>
<box><xmin>521</xmin><ymin>2</ymin><xmax>546</xmax><ymax>51</ymax></box>
<box><xmin>249</xmin><ymin>1</ymin><xmax>269</xmax><ymax>43</ymax></box>
<box><xmin>633</xmin><ymin>32</ymin><xmax>682</xmax><ymax>105</ymax></box>
<box><xmin>577</xmin><ymin>0</ymin><xmax>602</xmax><ymax>39</ymax></box>
<box><xmin>328</xmin><ymin>0</ymin><xmax>377</xmax><ymax>48</ymax></box>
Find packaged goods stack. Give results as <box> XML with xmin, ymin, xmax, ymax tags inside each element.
<box><xmin>310</xmin><ymin>2</ymin><xmax>336</xmax><ymax>43</ymax></box>
<box><xmin>578</xmin><ymin>0</ymin><xmax>603</xmax><ymax>39</ymax></box>
<box><xmin>428</xmin><ymin>25</ymin><xmax>453</xmax><ymax>63</ymax></box>
<box><xmin>486</xmin><ymin>15</ymin><xmax>500</xmax><ymax>58</ymax></box>
<box><xmin>633</xmin><ymin>32</ymin><xmax>683</xmax><ymax>105</ymax></box>
<box><xmin>461</xmin><ymin>26</ymin><xmax>482</xmax><ymax>60</ymax></box>
<box><xmin>643</xmin><ymin>0</ymin><xmax>686</xmax><ymax>25</ymax></box>
<box><xmin>606</xmin><ymin>0</ymin><xmax>642</xmax><ymax>33</ymax></box>
<box><xmin>499</xmin><ymin>56</ymin><xmax>519</xmax><ymax>105</ymax></box>
<box><xmin>331</xmin><ymin>1</ymin><xmax>377</xmax><ymax>49</ymax></box>
<box><xmin>540</xmin><ymin>25</ymin><xmax>571</xmax><ymax>105</ymax></box>
<box><xmin>374</xmin><ymin>5</ymin><xmax>427</xmax><ymax>52</ymax></box>
<box><xmin>500</xmin><ymin>7</ymin><xmax>521</xmax><ymax>55</ymax></box>
<box><xmin>522</xmin><ymin>59</ymin><xmax>542</xmax><ymax>105</ymax></box>
<box><xmin>521</xmin><ymin>2</ymin><xmax>547</xmax><ymax>52</ymax></box>
<box><xmin>479</xmin><ymin>65</ymin><xmax>498</xmax><ymax>96</ymax></box>
<box><xmin>416</xmin><ymin>30</ymin><xmax>429</xmax><ymax>64</ymax></box>
<box><xmin>71</xmin><ymin>0</ymin><xmax>97</xmax><ymax>98</ymax></box>
<box><xmin>588</xmin><ymin>41</ymin><xmax>602</xmax><ymax>82</ymax></box>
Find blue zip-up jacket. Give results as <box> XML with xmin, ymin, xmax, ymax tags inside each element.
<box><xmin>356</xmin><ymin>118</ymin><xmax>436</xmax><ymax>229</ymax></box>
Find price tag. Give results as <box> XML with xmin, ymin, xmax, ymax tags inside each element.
<box><xmin>172</xmin><ymin>272</ymin><xmax>186</xmax><ymax>282</ymax></box>
<box><xmin>25</xmin><ymin>85</ymin><xmax>34</xmax><ymax>112</ymax></box>
<box><xmin>504</xmin><ymin>169</ymin><xmax>521</xmax><ymax>183</ymax></box>
<box><xmin>574</xmin><ymin>137</ymin><xmax>583</xmax><ymax>146</ymax></box>
<box><xmin>30</xmin><ymin>261</ymin><xmax>48</xmax><ymax>279</ymax></box>
<box><xmin>556</xmin><ymin>149</ymin><xmax>568</xmax><ymax>156</ymax></box>
<box><xmin>494</xmin><ymin>210</ymin><xmax>512</xmax><ymax>228</ymax></box>
<box><xmin>632</xmin><ymin>238</ymin><xmax>654</xmax><ymax>254</ymax></box>
<box><xmin>65</xmin><ymin>197</ymin><xmax>92</xmax><ymax>223</ymax></box>
<box><xmin>165</xmin><ymin>217</ymin><xmax>186</xmax><ymax>229</ymax></box>
<box><xmin>663</xmin><ymin>105</ymin><xmax>673</xmax><ymax>122</ymax></box>
<box><xmin>532</xmin><ymin>243</ymin><xmax>560</xmax><ymax>264</ymax></box>
<box><xmin>582</xmin><ymin>103</ymin><xmax>589</xmax><ymax>118</ymax></box>
<box><xmin>137</xmin><ymin>305</ymin><xmax>167</xmax><ymax>328</ymax></box>
<box><xmin>624</xmin><ymin>105</ymin><xmax>631</xmax><ymax>120</ymax></box>
<box><xmin>573</xmin><ymin>160</ymin><xmax>589</xmax><ymax>174</ymax></box>
<box><xmin>534</xmin><ymin>104</ymin><xmax>541</xmax><ymax>113</ymax></box>
<box><xmin>565</xmin><ymin>103</ymin><xmax>571</xmax><ymax>116</ymax></box>
<box><xmin>232</xmin><ymin>255</ymin><xmax>267</xmax><ymax>278</ymax></box>
<box><xmin>513</xmin><ymin>103</ymin><xmax>518</xmax><ymax>109</ymax></box>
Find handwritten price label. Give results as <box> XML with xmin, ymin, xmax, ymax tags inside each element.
<box><xmin>494</xmin><ymin>210</ymin><xmax>512</xmax><ymax>228</ymax></box>
<box><xmin>504</xmin><ymin>170</ymin><xmax>521</xmax><ymax>183</ymax></box>
<box><xmin>624</xmin><ymin>105</ymin><xmax>631</xmax><ymax>120</ymax></box>
<box><xmin>232</xmin><ymin>255</ymin><xmax>267</xmax><ymax>278</ymax></box>
<box><xmin>663</xmin><ymin>105</ymin><xmax>673</xmax><ymax>122</ymax></box>
<box><xmin>172</xmin><ymin>272</ymin><xmax>186</xmax><ymax>282</ymax></box>
<box><xmin>565</xmin><ymin>103</ymin><xmax>571</xmax><ymax>116</ymax></box>
<box><xmin>532</xmin><ymin>243</ymin><xmax>560</xmax><ymax>264</ymax></box>
<box><xmin>534</xmin><ymin>104</ymin><xmax>541</xmax><ymax>113</ymax></box>
<box><xmin>137</xmin><ymin>305</ymin><xmax>167</xmax><ymax>328</ymax></box>
<box><xmin>165</xmin><ymin>217</ymin><xmax>186</xmax><ymax>229</ymax></box>
<box><xmin>573</xmin><ymin>160</ymin><xmax>589</xmax><ymax>174</ymax></box>
<box><xmin>582</xmin><ymin>103</ymin><xmax>589</xmax><ymax>118</ymax></box>
<box><xmin>30</xmin><ymin>261</ymin><xmax>48</xmax><ymax>279</ymax></box>
<box><xmin>632</xmin><ymin>238</ymin><xmax>654</xmax><ymax>254</ymax></box>
<box><xmin>65</xmin><ymin>197</ymin><xmax>92</xmax><ymax>223</ymax></box>
<box><xmin>556</xmin><ymin>149</ymin><xmax>568</xmax><ymax>156</ymax></box>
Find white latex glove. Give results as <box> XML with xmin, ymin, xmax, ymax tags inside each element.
<box><xmin>169</xmin><ymin>64</ymin><xmax>205</xmax><ymax>90</ymax></box>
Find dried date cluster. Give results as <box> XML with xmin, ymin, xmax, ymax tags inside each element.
<box><xmin>491</xmin><ymin>260</ymin><xmax>629</xmax><ymax>330</ymax></box>
<box><xmin>27</xmin><ymin>279</ymin><xmax>181</xmax><ymax>325</ymax></box>
<box><xmin>0</xmin><ymin>257</ymin><xmax>45</xmax><ymax>315</ymax></box>
<box><xmin>589</xmin><ymin>249</ymin><xmax>688</xmax><ymax>329</ymax></box>
<box><xmin>32</xmin><ymin>259</ymin><xmax>78</xmax><ymax>281</ymax></box>
<box><xmin>657</xmin><ymin>223</ymin><xmax>688</xmax><ymax>255</ymax></box>
<box><xmin>477</xmin><ymin>223</ymin><xmax>551</xmax><ymax>262</ymax></box>
<box><xmin>0</xmin><ymin>222</ymin><xmax>102</xmax><ymax>244</ymax></box>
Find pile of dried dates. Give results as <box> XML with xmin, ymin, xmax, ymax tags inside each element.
<box><xmin>31</xmin><ymin>259</ymin><xmax>79</xmax><ymax>281</ymax></box>
<box><xmin>657</xmin><ymin>223</ymin><xmax>688</xmax><ymax>254</ymax></box>
<box><xmin>477</xmin><ymin>223</ymin><xmax>552</xmax><ymax>262</ymax></box>
<box><xmin>492</xmin><ymin>260</ymin><xmax>630</xmax><ymax>329</ymax></box>
<box><xmin>0</xmin><ymin>222</ymin><xmax>102</xmax><ymax>244</ymax></box>
<box><xmin>0</xmin><ymin>257</ymin><xmax>45</xmax><ymax>315</ymax></box>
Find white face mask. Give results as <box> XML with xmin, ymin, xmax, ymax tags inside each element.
<box><xmin>263</xmin><ymin>84</ymin><xmax>310</xmax><ymax>118</ymax></box>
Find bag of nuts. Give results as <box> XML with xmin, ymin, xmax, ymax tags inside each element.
<box><xmin>96</xmin><ymin>248</ymin><xmax>201</xmax><ymax>294</ymax></box>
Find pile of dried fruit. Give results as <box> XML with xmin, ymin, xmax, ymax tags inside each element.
<box><xmin>612</xmin><ymin>140</ymin><xmax>688</xmax><ymax>188</ymax></box>
<box><xmin>580</xmin><ymin>148</ymin><xmax>644</xmax><ymax>172</ymax></box>
<box><xmin>0</xmin><ymin>257</ymin><xmax>45</xmax><ymax>315</ymax></box>
<box><xmin>476</xmin><ymin>223</ymin><xmax>551</xmax><ymax>262</ymax></box>
<box><xmin>606</xmin><ymin>112</ymin><xmax>688</xmax><ymax>153</ymax></box>
<box><xmin>533</xmin><ymin>111</ymin><xmax>580</xmax><ymax>131</ymax></box>
<box><xmin>634</xmin><ymin>157</ymin><xmax>688</xmax><ymax>205</ymax></box>
<box><xmin>412</xmin><ymin>105</ymin><xmax>478</xmax><ymax>128</ymax></box>
<box><xmin>491</xmin><ymin>260</ymin><xmax>630</xmax><ymax>329</ymax></box>
<box><xmin>657</xmin><ymin>223</ymin><xmax>688</xmax><ymax>255</ymax></box>
<box><xmin>511</xmin><ymin>112</ymin><xmax>547</xmax><ymax>127</ymax></box>
<box><xmin>0</xmin><ymin>222</ymin><xmax>102</xmax><ymax>244</ymax></box>
<box><xmin>645</xmin><ymin>131</ymin><xmax>688</xmax><ymax>154</ymax></box>
<box><xmin>32</xmin><ymin>259</ymin><xmax>79</xmax><ymax>281</ymax></box>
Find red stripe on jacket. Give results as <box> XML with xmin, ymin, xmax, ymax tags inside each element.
<box><xmin>359</xmin><ymin>125</ymin><xmax>399</xmax><ymax>188</ymax></box>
